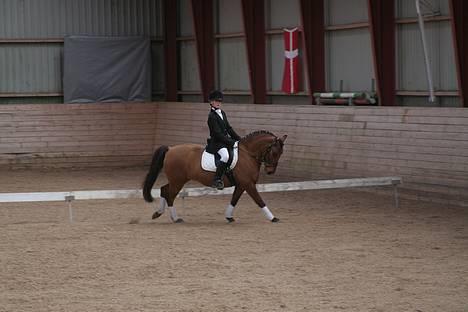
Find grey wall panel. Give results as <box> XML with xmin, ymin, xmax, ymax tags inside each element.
<box><xmin>438</xmin><ymin>21</ymin><xmax>458</xmax><ymax>91</ymax></box>
<box><xmin>216</xmin><ymin>0</ymin><xmax>243</xmax><ymax>33</ymax></box>
<box><xmin>265</xmin><ymin>0</ymin><xmax>300</xmax><ymax>29</ymax></box>
<box><xmin>179</xmin><ymin>41</ymin><xmax>201</xmax><ymax>91</ymax></box>
<box><xmin>215</xmin><ymin>0</ymin><xmax>247</xmax><ymax>93</ymax></box>
<box><xmin>325</xmin><ymin>0</ymin><xmax>368</xmax><ymax>25</ymax></box>
<box><xmin>269</xmin><ymin>95</ymin><xmax>310</xmax><ymax>105</ymax></box>
<box><xmin>217</xmin><ymin>38</ymin><xmax>249</xmax><ymax>90</ymax></box>
<box><xmin>326</xmin><ymin>28</ymin><xmax>374</xmax><ymax>91</ymax></box>
<box><xmin>439</xmin><ymin>97</ymin><xmax>461</xmax><ymax>107</ymax></box>
<box><xmin>222</xmin><ymin>95</ymin><xmax>252</xmax><ymax>104</ymax></box>
<box><xmin>0</xmin><ymin>44</ymin><xmax>63</xmax><ymax>93</ymax></box>
<box><xmin>398</xmin><ymin>23</ymin><xmax>428</xmax><ymax>91</ymax></box>
<box><xmin>178</xmin><ymin>0</ymin><xmax>194</xmax><ymax>36</ymax></box>
<box><xmin>266</xmin><ymin>34</ymin><xmax>283</xmax><ymax>91</ymax></box>
<box><xmin>396</xmin><ymin>0</ymin><xmax>418</xmax><ymax>18</ymax></box>
<box><xmin>398</xmin><ymin>21</ymin><xmax>457</xmax><ymax>91</ymax></box>
<box><xmin>398</xmin><ymin>96</ymin><xmax>460</xmax><ymax>107</ymax></box>
<box><xmin>324</xmin><ymin>0</ymin><xmax>374</xmax><ymax>93</ymax></box>
<box><xmin>0</xmin><ymin>0</ymin><xmax>163</xmax><ymax>38</ymax></box>
<box><xmin>0</xmin><ymin>97</ymin><xmax>63</xmax><ymax>104</ymax></box>
<box><xmin>0</xmin><ymin>0</ymin><xmax>164</xmax><ymax>100</ymax></box>
<box><xmin>396</xmin><ymin>0</ymin><xmax>449</xmax><ymax>18</ymax></box>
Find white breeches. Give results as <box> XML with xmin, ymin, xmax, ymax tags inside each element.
<box><xmin>217</xmin><ymin>148</ymin><xmax>229</xmax><ymax>163</ymax></box>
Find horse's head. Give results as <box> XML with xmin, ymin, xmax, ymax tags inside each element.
<box><xmin>240</xmin><ymin>131</ymin><xmax>287</xmax><ymax>174</ymax></box>
<box><xmin>262</xmin><ymin>134</ymin><xmax>287</xmax><ymax>174</ymax></box>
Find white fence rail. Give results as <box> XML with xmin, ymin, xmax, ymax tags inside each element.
<box><xmin>0</xmin><ymin>177</ymin><xmax>401</xmax><ymax>222</ymax></box>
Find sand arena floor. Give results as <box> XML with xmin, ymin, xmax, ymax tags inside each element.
<box><xmin>0</xmin><ymin>168</ymin><xmax>467</xmax><ymax>312</ymax></box>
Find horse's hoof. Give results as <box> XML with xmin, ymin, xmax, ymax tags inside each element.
<box><xmin>152</xmin><ymin>211</ymin><xmax>162</xmax><ymax>219</ymax></box>
<box><xmin>226</xmin><ymin>217</ymin><xmax>235</xmax><ymax>223</ymax></box>
<box><xmin>271</xmin><ymin>217</ymin><xmax>280</xmax><ymax>223</ymax></box>
<box><xmin>173</xmin><ymin>218</ymin><xmax>184</xmax><ymax>223</ymax></box>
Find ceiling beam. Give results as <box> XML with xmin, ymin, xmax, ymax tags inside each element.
<box><xmin>242</xmin><ymin>0</ymin><xmax>267</xmax><ymax>104</ymax></box>
<box><xmin>300</xmin><ymin>0</ymin><xmax>325</xmax><ymax>104</ymax></box>
<box><xmin>191</xmin><ymin>0</ymin><xmax>215</xmax><ymax>102</ymax></box>
<box><xmin>368</xmin><ymin>0</ymin><xmax>396</xmax><ymax>106</ymax></box>
<box><xmin>450</xmin><ymin>0</ymin><xmax>468</xmax><ymax>107</ymax></box>
<box><xmin>164</xmin><ymin>0</ymin><xmax>178</xmax><ymax>101</ymax></box>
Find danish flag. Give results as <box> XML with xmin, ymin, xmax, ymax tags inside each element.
<box><xmin>281</xmin><ymin>27</ymin><xmax>301</xmax><ymax>94</ymax></box>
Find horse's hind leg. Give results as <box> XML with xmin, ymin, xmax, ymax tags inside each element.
<box><xmin>157</xmin><ymin>183</ymin><xmax>185</xmax><ymax>223</ymax></box>
<box><xmin>151</xmin><ymin>185</ymin><xmax>169</xmax><ymax>220</ymax></box>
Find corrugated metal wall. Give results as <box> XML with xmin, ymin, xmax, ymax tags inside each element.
<box><xmin>325</xmin><ymin>0</ymin><xmax>374</xmax><ymax>92</ymax></box>
<box><xmin>176</xmin><ymin>0</ymin><xmax>309</xmax><ymax>104</ymax></box>
<box><xmin>0</xmin><ymin>0</ymin><xmax>163</xmax><ymax>38</ymax></box>
<box><xmin>326</xmin><ymin>0</ymin><xmax>369</xmax><ymax>24</ymax></box>
<box><xmin>396</xmin><ymin>0</ymin><xmax>459</xmax><ymax>107</ymax></box>
<box><xmin>0</xmin><ymin>0</ymin><xmax>164</xmax><ymax>103</ymax></box>
<box><xmin>216</xmin><ymin>0</ymin><xmax>250</xmax><ymax>103</ymax></box>
<box><xmin>0</xmin><ymin>0</ymin><xmax>463</xmax><ymax>106</ymax></box>
<box><xmin>177</xmin><ymin>0</ymin><xmax>201</xmax><ymax>102</ymax></box>
<box><xmin>0</xmin><ymin>44</ymin><xmax>63</xmax><ymax>94</ymax></box>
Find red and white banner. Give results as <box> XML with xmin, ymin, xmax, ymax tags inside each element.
<box><xmin>281</xmin><ymin>27</ymin><xmax>301</xmax><ymax>94</ymax></box>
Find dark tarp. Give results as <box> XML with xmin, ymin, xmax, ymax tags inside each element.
<box><xmin>63</xmin><ymin>36</ymin><xmax>151</xmax><ymax>103</ymax></box>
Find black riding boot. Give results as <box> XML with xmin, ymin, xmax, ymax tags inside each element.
<box><xmin>212</xmin><ymin>161</ymin><xmax>228</xmax><ymax>190</ymax></box>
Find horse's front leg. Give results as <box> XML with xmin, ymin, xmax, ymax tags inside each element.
<box><xmin>245</xmin><ymin>184</ymin><xmax>279</xmax><ymax>223</ymax></box>
<box><xmin>225</xmin><ymin>186</ymin><xmax>245</xmax><ymax>223</ymax></box>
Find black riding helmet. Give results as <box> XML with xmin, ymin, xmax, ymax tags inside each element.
<box><xmin>208</xmin><ymin>90</ymin><xmax>224</xmax><ymax>102</ymax></box>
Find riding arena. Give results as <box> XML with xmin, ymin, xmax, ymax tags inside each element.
<box><xmin>1</xmin><ymin>1</ymin><xmax>468</xmax><ymax>311</ymax></box>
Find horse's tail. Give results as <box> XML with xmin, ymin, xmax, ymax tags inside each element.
<box><xmin>143</xmin><ymin>145</ymin><xmax>169</xmax><ymax>203</ymax></box>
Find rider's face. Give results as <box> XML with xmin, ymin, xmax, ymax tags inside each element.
<box><xmin>210</xmin><ymin>100</ymin><xmax>222</xmax><ymax>109</ymax></box>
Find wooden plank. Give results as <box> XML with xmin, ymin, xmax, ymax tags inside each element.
<box><xmin>155</xmin><ymin>114</ymin><xmax>468</xmax><ymax>134</ymax></box>
<box><xmin>152</xmin><ymin>126</ymin><xmax>468</xmax><ymax>150</ymax></box>
<box><xmin>1</xmin><ymin>102</ymin><xmax>468</xmax><ymax>207</ymax></box>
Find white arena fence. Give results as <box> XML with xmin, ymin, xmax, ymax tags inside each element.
<box><xmin>0</xmin><ymin>177</ymin><xmax>401</xmax><ymax>222</ymax></box>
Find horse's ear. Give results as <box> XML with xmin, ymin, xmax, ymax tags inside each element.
<box><xmin>280</xmin><ymin>134</ymin><xmax>287</xmax><ymax>143</ymax></box>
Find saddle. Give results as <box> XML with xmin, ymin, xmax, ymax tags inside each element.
<box><xmin>201</xmin><ymin>142</ymin><xmax>239</xmax><ymax>172</ymax></box>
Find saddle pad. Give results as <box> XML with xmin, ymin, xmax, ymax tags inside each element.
<box><xmin>201</xmin><ymin>142</ymin><xmax>239</xmax><ymax>172</ymax></box>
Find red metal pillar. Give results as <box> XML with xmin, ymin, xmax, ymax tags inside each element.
<box><xmin>191</xmin><ymin>0</ymin><xmax>215</xmax><ymax>102</ymax></box>
<box><xmin>368</xmin><ymin>0</ymin><xmax>396</xmax><ymax>106</ymax></box>
<box><xmin>300</xmin><ymin>0</ymin><xmax>325</xmax><ymax>104</ymax></box>
<box><xmin>164</xmin><ymin>0</ymin><xmax>178</xmax><ymax>101</ymax></box>
<box><xmin>241</xmin><ymin>0</ymin><xmax>267</xmax><ymax>104</ymax></box>
<box><xmin>450</xmin><ymin>0</ymin><xmax>468</xmax><ymax>107</ymax></box>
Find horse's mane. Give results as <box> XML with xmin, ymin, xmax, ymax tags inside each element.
<box><xmin>241</xmin><ymin>130</ymin><xmax>276</xmax><ymax>141</ymax></box>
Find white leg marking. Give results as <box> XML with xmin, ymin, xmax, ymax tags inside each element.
<box><xmin>158</xmin><ymin>197</ymin><xmax>167</xmax><ymax>214</ymax></box>
<box><xmin>261</xmin><ymin>206</ymin><xmax>274</xmax><ymax>221</ymax></box>
<box><xmin>225</xmin><ymin>204</ymin><xmax>235</xmax><ymax>219</ymax></box>
<box><xmin>169</xmin><ymin>206</ymin><xmax>179</xmax><ymax>222</ymax></box>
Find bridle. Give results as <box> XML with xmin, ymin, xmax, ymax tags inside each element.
<box><xmin>241</xmin><ymin>137</ymin><xmax>283</xmax><ymax>168</ymax></box>
<box><xmin>238</xmin><ymin>136</ymin><xmax>284</xmax><ymax>168</ymax></box>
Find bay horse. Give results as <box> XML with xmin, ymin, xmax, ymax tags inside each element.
<box><xmin>142</xmin><ymin>130</ymin><xmax>287</xmax><ymax>223</ymax></box>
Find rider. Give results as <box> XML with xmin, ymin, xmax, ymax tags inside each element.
<box><xmin>206</xmin><ymin>90</ymin><xmax>241</xmax><ymax>190</ymax></box>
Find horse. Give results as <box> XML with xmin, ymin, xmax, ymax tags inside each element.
<box><xmin>142</xmin><ymin>130</ymin><xmax>287</xmax><ymax>223</ymax></box>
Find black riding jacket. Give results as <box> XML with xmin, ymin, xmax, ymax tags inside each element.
<box><xmin>206</xmin><ymin>108</ymin><xmax>241</xmax><ymax>154</ymax></box>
